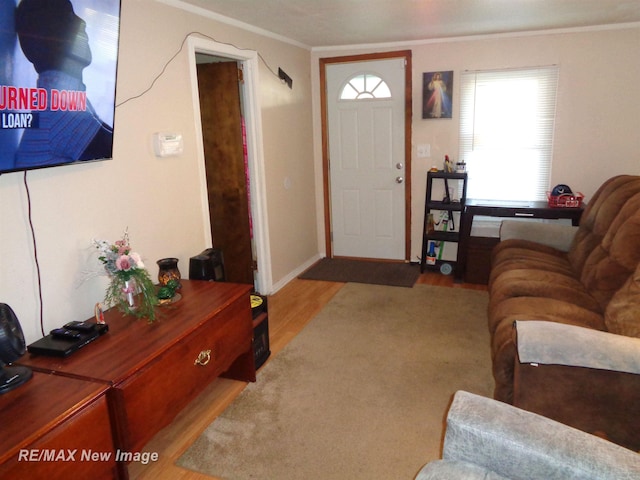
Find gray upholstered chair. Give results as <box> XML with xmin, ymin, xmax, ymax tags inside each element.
<box><xmin>415</xmin><ymin>390</ymin><xmax>640</xmax><ymax>480</ymax></box>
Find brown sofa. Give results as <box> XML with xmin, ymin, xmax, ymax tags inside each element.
<box><xmin>487</xmin><ymin>174</ymin><xmax>640</xmax><ymax>450</ymax></box>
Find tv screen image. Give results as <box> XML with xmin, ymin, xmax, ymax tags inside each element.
<box><xmin>0</xmin><ymin>0</ymin><xmax>121</xmax><ymax>175</ymax></box>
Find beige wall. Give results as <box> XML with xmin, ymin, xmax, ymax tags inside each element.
<box><xmin>311</xmin><ymin>26</ymin><xmax>640</xmax><ymax>261</ymax></box>
<box><xmin>0</xmin><ymin>0</ymin><xmax>317</xmax><ymax>343</ymax></box>
<box><xmin>2</xmin><ymin>1</ymin><xmax>639</xmax><ymax>345</ymax></box>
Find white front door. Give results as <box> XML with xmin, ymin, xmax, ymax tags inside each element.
<box><xmin>326</xmin><ymin>57</ymin><xmax>406</xmax><ymax>260</ymax></box>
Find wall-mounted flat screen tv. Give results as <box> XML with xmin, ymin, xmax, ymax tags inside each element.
<box><xmin>0</xmin><ymin>0</ymin><xmax>121</xmax><ymax>175</ymax></box>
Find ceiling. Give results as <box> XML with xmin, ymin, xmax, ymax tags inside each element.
<box><xmin>177</xmin><ymin>0</ymin><xmax>640</xmax><ymax>48</ymax></box>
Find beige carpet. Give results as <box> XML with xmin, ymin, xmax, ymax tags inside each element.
<box><xmin>177</xmin><ymin>283</ymin><xmax>493</xmax><ymax>479</ymax></box>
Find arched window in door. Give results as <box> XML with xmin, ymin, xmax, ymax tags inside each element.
<box><xmin>340</xmin><ymin>73</ymin><xmax>391</xmax><ymax>100</ymax></box>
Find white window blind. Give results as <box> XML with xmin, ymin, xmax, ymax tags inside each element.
<box><xmin>459</xmin><ymin>66</ymin><xmax>559</xmax><ymax>201</ymax></box>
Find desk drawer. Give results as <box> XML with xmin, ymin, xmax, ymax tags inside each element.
<box><xmin>0</xmin><ymin>393</ymin><xmax>116</xmax><ymax>480</ymax></box>
<box><xmin>116</xmin><ymin>295</ymin><xmax>252</xmax><ymax>452</ymax></box>
<box><xmin>464</xmin><ymin>236</ymin><xmax>499</xmax><ymax>284</ymax></box>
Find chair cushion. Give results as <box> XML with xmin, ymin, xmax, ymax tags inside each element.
<box><xmin>415</xmin><ymin>459</ymin><xmax>509</xmax><ymax>480</ymax></box>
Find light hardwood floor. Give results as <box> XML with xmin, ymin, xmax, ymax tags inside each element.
<box><xmin>129</xmin><ymin>272</ymin><xmax>487</xmax><ymax>480</ymax></box>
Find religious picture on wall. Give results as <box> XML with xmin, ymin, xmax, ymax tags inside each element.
<box><xmin>422</xmin><ymin>71</ymin><xmax>453</xmax><ymax>119</ymax></box>
<box><xmin>0</xmin><ymin>0</ymin><xmax>121</xmax><ymax>174</ymax></box>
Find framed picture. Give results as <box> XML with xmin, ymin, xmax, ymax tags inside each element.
<box><xmin>422</xmin><ymin>71</ymin><xmax>453</xmax><ymax>119</ymax></box>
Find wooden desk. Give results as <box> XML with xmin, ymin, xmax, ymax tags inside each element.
<box><xmin>0</xmin><ymin>372</ymin><xmax>116</xmax><ymax>479</ymax></box>
<box><xmin>19</xmin><ymin>280</ymin><xmax>255</xmax><ymax>478</ymax></box>
<box><xmin>457</xmin><ymin>199</ymin><xmax>584</xmax><ymax>283</ymax></box>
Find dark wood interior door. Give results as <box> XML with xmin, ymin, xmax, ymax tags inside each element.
<box><xmin>197</xmin><ymin>61</ymin><xmax>254</xmax><ymax>285</ymax></box>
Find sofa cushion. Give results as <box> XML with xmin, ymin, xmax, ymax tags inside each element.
<box><xmin>489</xmin><ymin>269</ymin><xmax>602</xmax><ymax>317</ymax></box>
<box><xmin>489</xmin><ymin>242</ymin><xmax>570</xmax><ymax>286</ymax></box>
<box><xmin>580</xmin><ymin>190</ymin><xmax>640</xmax><ymax>310</ymax></box>
<box><xmin>489</xmin><ymin>297</ymin><xmax>605</xmax><ymax>403</ymax></box>
<box><xmin>567</xmin><ymin>175</ymin><xmax>640</xmax><ymax>277</ymax></box>
<box><xmin>489</xmin><ymin>296</ymin><xmax>605</xmax><ymax>337</ymax></box>
<box><xmin>492</xmin><ymin>238</ymin><xmax>567</xmax><ymax>263</ymax></box>
<box><xmin>605</xmin><ymin>264</ymin><xmax>640</xmax><ymax>338</ymax></box>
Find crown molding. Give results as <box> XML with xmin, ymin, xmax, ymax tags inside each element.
<box><xmin>312</xmin><ymin>21</ymin><xmax>640</xmax><ymax>52</ymax></box>
<box><xmin>152</xmin><ymin>1</ymin><xmax>640</xmax><ymax>54</ymax></box>
<box><xmin>153</xmin><ymin>0</ymin><xmax>311</xmax><ymax>50</ymax></box>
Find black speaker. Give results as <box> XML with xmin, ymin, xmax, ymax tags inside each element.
<box><xmin>189</xmin><ymin>248</ymin><xmax>225</xmax><ymax>282</ymax></box>
<box><xmin>251</xmin><ymin>294</ymin><xmax>270</xmax><ymax>369</ymax></box>
<box><xmin>0</xmin><ymin>303</ymin><xmax>33</xmax><ymax>394</ymax></box>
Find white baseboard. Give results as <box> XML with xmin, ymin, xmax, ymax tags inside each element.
<box><xmin>269</xmin><ymin>253</ymin><xmax>323</xmax><ymax>294</ymax></box>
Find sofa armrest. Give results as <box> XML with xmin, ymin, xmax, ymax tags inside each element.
<box><xmin>416</xmin><ymin>391</ymin><xmax>640</xmax><ymax>480</ymax></box>
<box><xmin>499</xmin><ymin>221</ymin><xmax>578</xmax><ymax>252</ymax></box>
<box><xmin>515</xmin><ymin>320</ymin><xmax>640</xmax><ymax>374</ymax></box>
<box><xmin>513</xmin><ymin>320</ymin><xmax>640</xmax><ymax>451</ymax></box>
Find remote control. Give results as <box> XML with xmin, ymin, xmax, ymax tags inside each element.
<box><xmin>64</xmin><ymin>320</ymin><xmax>96</xmax><ymax>332</ymax></box>
<box><xmin>50</xmin><ymin>328</ymin><xmax>81</xmax><ymax>340</ymax></box>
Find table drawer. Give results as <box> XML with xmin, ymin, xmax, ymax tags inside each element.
<box><xmin>0</xmin><ymin>393</ymin><xmax>116</xmax><ymax>480</ymax></box>
<box><xmin>116</xmin><ymin>295</ymin><xmax>252</xmax><ymax>451</ymax></box>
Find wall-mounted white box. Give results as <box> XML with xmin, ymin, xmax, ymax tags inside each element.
<box><xmin>153</xmin><ymin>132</ymin><xmax>183</xmax><ymax>157</ymax></box>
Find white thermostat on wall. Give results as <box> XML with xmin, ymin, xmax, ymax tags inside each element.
<box><xmin>153</xmin><ymin>132</ymin><xmax>183</xmax><ymax>157</ymax></box>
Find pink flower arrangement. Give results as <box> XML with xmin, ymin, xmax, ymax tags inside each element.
<box><xmin>94</xmin><ymin>232</ymin><xmax>146</xmax><ymax>279</ymax></box>
<box><xmin>93</xmin><ymin>230</ymin><xmax>157</xmax><ymax>321</ymax></box>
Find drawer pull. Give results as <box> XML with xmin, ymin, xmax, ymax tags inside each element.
<box><xmin>194</xmin><ymin>349</ymin><xmax>212</xmax><ymax>366</ymax></box>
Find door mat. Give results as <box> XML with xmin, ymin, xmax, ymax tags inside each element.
<box><xmin>298</xmin><ymin>258</ymin><xmax>420</xmax><ymax>287</ymax></box>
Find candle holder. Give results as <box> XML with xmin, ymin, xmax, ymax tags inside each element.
<box><xmin>157</xmin><ymin>258</ymin><xmax>181</xmax><ymax>289</ymax></box>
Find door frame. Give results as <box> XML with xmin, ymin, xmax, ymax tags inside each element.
<box><xmin>187</xmin><ymin>36</ymin><xmax>272</xmax><ymax>293</ymax></box>
<box><xmin>320</xmin><ymin>51</ymin><xmax>412</xmax><ymax>261</ymax></box>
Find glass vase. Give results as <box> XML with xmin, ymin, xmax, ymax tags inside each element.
<box><xmin>122</xmin><ymin>278</ymin><xmax>139</xmax><ymax>310</ymax></box>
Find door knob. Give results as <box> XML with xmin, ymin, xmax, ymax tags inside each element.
<box><xmin>396</xmin><ymin>176</ymin><xmax>404</xmax><ymax>184</ymax></box>
<box><xmin>396</xmin><ymin>162</ymin><xmax>403</xmax><ymax>170</ymax></box>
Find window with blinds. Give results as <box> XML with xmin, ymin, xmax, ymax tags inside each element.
<box><xmin>459</xmin><ymin>66</ymin><xmax>559</xmax><ymax>201</ymax></box>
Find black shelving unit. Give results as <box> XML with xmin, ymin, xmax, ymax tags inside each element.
<box><xmin>420</xmin><ymin>170</ymin><xmax>468</xmax><ymax>274</ymax></box>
